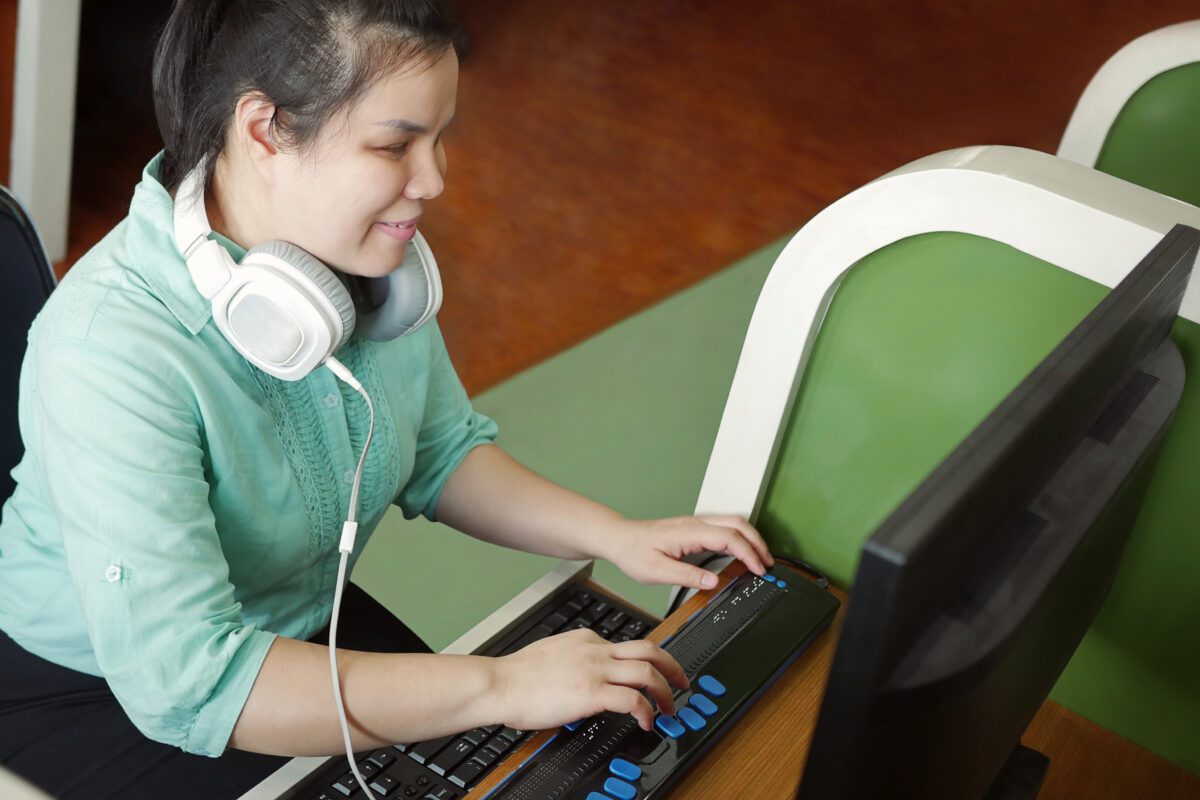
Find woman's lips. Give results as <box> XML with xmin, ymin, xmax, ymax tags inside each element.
<box><xmin>375</xmin><ymin>218</ymin><xmax>419</xmax><ymax>242</ymax></box>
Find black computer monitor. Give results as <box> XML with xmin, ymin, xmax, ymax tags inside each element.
<box><xmin>796</xmin><ymin>224</ymin><xmax>1199</xmax><ymax>800</ymax></box>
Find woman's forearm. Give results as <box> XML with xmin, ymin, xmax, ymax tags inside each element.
<box><xmin>434</xmin><ymin>444</ymin><xmax>627</xmax><ymax>562</ymax></box>
<box><xmin>229</xmin><ymin>636</ymin><xmax>503</xmax><ymax>756</ymax></box>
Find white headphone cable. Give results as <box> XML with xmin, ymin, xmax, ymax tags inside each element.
<box><xmin>325</xmin><ymin>355</ymin><xmax>376</xmax><ymax>798</ymax></box>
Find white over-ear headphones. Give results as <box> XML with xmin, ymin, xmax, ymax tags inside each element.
<box><xmin>172</xmin><ymin>161</ymin><xmax>443</xmax><ymax>381</ymax></box>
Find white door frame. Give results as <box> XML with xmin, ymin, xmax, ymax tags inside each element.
<box><xmin>10</xmin><ymin>0</ymin><xmax>82</xmax><ymax>263</ymax></box>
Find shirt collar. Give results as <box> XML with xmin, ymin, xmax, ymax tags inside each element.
<box><xmin>126</xmin><ymin>152</ymin><xmax>247</xmax><ymax>336</ymax></box>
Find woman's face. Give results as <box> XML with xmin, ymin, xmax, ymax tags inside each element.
<box><xmin>268</xmin><ymin>48</ymin><xmax>459</xmax><ymax>278</ymax></box>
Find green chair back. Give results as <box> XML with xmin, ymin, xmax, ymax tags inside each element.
<box><xmin>1095</xmin><ymin>61</ymin><xmax>1200</xmax><ymax>209</ymax></box>
<box><xmin>756</xmin><ymin>231</ymin><xmax>1200</xmax><ymax>773</ymax></box>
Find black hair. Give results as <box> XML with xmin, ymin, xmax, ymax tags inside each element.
<box><xmin>152</xmin><ymin>0</ymin><xmax>468</xmax><ymax>192</ymax></box>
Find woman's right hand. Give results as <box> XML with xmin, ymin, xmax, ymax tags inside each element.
<box><xmin>492</xmin><ymin>629</ymin><xmax>690</xmax><ymax>732</ymax></box>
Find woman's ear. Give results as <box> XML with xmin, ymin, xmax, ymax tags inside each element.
<box><xmin>231</xmin><ymin>92</ymin><xmax>279</xmax><ymax>173</ymax></box>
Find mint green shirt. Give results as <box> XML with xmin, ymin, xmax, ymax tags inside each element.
<box><xmin>0</xmin><ymin>154</ymin><xmax>498</xmax><ymax>756</ymax></box>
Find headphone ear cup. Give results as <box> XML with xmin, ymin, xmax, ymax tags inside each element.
<box><xmin>354</xmin><ymin>232</ymin><xmax>443</xmax><ymax>341</ymax></box>
<box><xmin>244</xmin><ymin>240</ymin><xmax>357</xmax><ymax>350</ymax></box>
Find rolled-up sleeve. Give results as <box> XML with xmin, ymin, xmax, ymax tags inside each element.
<box><xmin>34</xmin><ymin>337</ymin><xmax>276</xmax><ymax>757</ymax></box>
<box><xmin>394</xmin><ymin>324</ymin><xmax>499</xmax><ymax>521</ymax></box>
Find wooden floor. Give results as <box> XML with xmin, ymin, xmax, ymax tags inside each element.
<box><xmin>36</xmin><ymin>0</ymin><xmax>1200</xmax><ymax>395</ymax></box>
<box><xmin>4</xmin><ymin>1</ymin><xmax>1200</xmax><ymax>795</ymax></box>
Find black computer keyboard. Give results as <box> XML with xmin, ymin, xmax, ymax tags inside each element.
<box><xmin>290</xmin><ymin>585</ymin><xmax>660</xmax><ymax>800</ymax></box>
<box><xmin>483</xmin><ymin>568</ymin><xmax>839</xmax><ymax>800</ymax></box>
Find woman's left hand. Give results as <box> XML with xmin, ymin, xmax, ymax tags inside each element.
<box><xmin>600</xmin><ymin>515</ymin><xmax>775</xmax><ymax>591</ymax></box>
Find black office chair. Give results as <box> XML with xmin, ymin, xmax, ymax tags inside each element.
<box><xmin>1</xmin><ymin>186</ymin><xmax>56</xmax><ymax>505</ymax></box>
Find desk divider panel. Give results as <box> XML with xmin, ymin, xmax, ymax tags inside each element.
<box><xmin>756</xmin><ymin>230</ymin><xmax>1200</xmax><ymax>774</ymax></box>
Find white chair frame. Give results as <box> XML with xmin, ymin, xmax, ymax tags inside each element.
<box><xmin>1058</xmin><ymin>20</ymin><xmax>1200</xmax><ymax>167</ymax></box>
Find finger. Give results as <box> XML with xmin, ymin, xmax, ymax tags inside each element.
<box><xmin>706</xmin><ymin>515</ymin><xmax>775</xmax><ymax>567</ymax></box>
<box><xmin>608</xmin><ymin>659</ymin><xmax>676</xmax><ymax>717</ymax></box>
<box><xmin>646</xmin><ymin>550</ymin><xmax>721</xmax><ymax>591</ymax></box>
<box><xmin>602</xmin><ymin>685</ymin><xmax>656</xmax><ymax>731</ymax></box>
<box><xmin>701</xmin><ymin>526</ymin><xmax>767</xmax><ymax>576</ymax></box>
<box><xmin>612</xmin><ymin>640</ymin><xmax>689</xmax><ymax>691</ymax></box>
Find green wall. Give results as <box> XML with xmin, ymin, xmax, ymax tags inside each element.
<box><xmin>355</xmin><ymin>231</ymin><xmax>1200</xmax><ymax>772</ymax></box>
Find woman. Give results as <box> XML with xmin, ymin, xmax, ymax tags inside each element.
<box><xmin>0</xmin><ymin>1</ymin><xmax>774</xmax><ymax>796</ymax></box>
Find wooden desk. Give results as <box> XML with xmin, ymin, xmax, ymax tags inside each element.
<box><xmin>471</xmin><ymin>561</ymin><xmax>1200</xmax><ymax>800</ymax></box>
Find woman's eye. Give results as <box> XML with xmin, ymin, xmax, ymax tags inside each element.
<box><xmin>382</xmin><ymin>142</ymin><xmax>410</xmax><ymax>155</ymax></box>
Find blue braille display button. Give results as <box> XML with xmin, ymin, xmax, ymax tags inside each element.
<box><xmin>654</xmin><ymin>714</ymin><xmax>686</xmax><ymax>739</ymax></box>
<box><xmin>763</xmin><ymin>574</ymin><xmax>777</xmax><ymax>583</ymax></box>
<box><xmin>698</xmin><ymin>674</ymin><xmax>727</xmax><ymax>697</ymax></box>
<box><xmin>678</xmin><ymin>707</ymin><xmax>706</xmax><ymax>731</ymax></box>
<box><xmin>565</xmin><ymin>720</ymin><xmax>583</xmax><ymax>731</ymax></box>
<box><xmin>689</xmin><ymin>694</ymin><xmax>718</xmax><ymax>716</ymax></box>
<box><xmin>777</xmin><ymin>580</ymin><xmax>788</xmax><ymax>588</ymax></box>
<box><xmin>586</xmin><ymin>793</ymin><xmax>614</xmax><ymax>800</ymax></box>
<box><xmin>609</xmin><ymin>758</ymin><xmax>642</xmax><ymax>781</ymax></box>
<box><xmin>604</xmin><ymin>777</ymin><xmax>638</xmax><ymax>799</ymax></box>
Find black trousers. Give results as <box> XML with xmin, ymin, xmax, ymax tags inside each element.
<box><xmin>0</xmin><ymin>583</ymin><xmax>433</xmax><ymax>799</ymax></box>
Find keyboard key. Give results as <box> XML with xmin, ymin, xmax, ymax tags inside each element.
<box><xmin>448</xmin><ymin>757</ymin><xmax>485</xmax><ymax>788</ymax></box>
<box><xmin>368</xmin><ymin>750</ymin><xmax>396</xmax><ymax>769</ymax></box>
<box><xmin>332</xmin><ymin>772</ymin><xmax>360</xmax><ymax>796</ymax></box>
<box><xmin>460</xmin><ymin>728</ymin><xmax>488</xmax><ymax>747</ymax></box>
<box><xmin>596</xmin><ymin>626</ymin><xmax>614</xmax><ymax>639</ymax></box>
<box><xmin>689</xmin><ymin>694</ymin><xmax>718</xmax><ymax>716</ymax></box>
<box><xmin>471</xmin><ymin>748</ymin><xmax>497</xmax><ymax>767</ymax></box>
<box><xmin>619</xmin><ymin>620</ymin><xmax>647</xmax><ymax>638</ymax></box>
<box><xmin>698</xmin><ymin>674</ymin><xmax>727</xmax><ymax>697</ymax></box>
<box><xmin>498</xmin><ymin>726</ymin><xmax>524</xmax><ymax>742</ymax></box>
<box><xmin>485</xmin><ymin>736</ymin><xmax>513</xmax><ymax>756</ymax></box>
<box><xmin>678</xmin><ymin>707</ymin><xmax>707</xmax><ymax>731</ymax></box>
<box><xmin>575</xmin><ymin>590</ymin><xmax>595</xmax><ymax>607</ymax></box>
<box><xmin>409</xmin><ymin>733</ymin><xmax>455</xmax><ymax>764</ymax></box>
<box><xmin>428</xmin><ymin>738</ymin><xmax>473</xmax><ymax>776</ymax></box>
<box><xmin>609</xmin><ymin>757</ymin><xmax>642</xmax><ymax>781</ymax></box>
<box><xmin>654</xmin><ymin>714</ymin><xmax>686</xmax><ymax>739</ymax></box>
<box><xmin>601</xmin><ymin>610</ymin><xmax>628</xmax><ymax>630</ymax></box>
<box><xmin>586</xmin><ymin>601</ymin><xmax>611</xmax><ymax>622</ymax></box>
<box><xmin>354</xmin><ymin>761</ymin><xmax>379</xmax><ymax>780</ymax></box>
<box><xmin>542</xmin><ymin>611</ymin><xmax>569</xmax><ymax>631</ymax></box>
<box><xmin>604</xmin><ymin>777</ymin><xmax>638</xmax><ymax>799</ymax></box>
<box><xmin>422</xmin><ymin>788</ymin><xmax>459</xmax><ymax>800</ymax></box>
<box><xmin>369</xmin><ymin>774</ymin><xmax>400</xmax><ymax>796</ymax></box>
<box><xmin>566</xmin><ymin>616</ymin><xmax>594</xmax><ymax>631</ymax></box>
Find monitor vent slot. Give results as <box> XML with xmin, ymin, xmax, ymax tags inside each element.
<box><xmin>1087</xmin><ymin>370</ymin><xmax>1159</xmax><ymax>445</ymax></box>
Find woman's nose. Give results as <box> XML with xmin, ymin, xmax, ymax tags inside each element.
<box><xmin>405</xmin><ymin>146</ymin><xmax>446</xmax><ymax>201</ymax></box>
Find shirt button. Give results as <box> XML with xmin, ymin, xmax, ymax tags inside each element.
<box><xmin>342</xmin><ymin>469</ymin><xmax>356</xmax><ymax>485</ymax></box>
<box><xmin>323</xmin><ymin>393</ymin><xmax>340</xmax><ymax>408</ymax></box>
<box><xmin>105</xmin><ymin>564</ymin><xmax>122</xmax><ymax>583</ymax></box>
